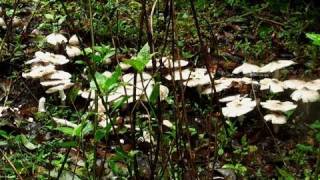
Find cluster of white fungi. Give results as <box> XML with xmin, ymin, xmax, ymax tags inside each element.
<box><xmin>21</xmin><ymin>31</ymin><xmax>320</xmax><ymax>132</ymax></box>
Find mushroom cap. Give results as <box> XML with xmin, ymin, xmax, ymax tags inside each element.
<box><xmin>259</xmin><ymin>78</ymin><xmax>284</xmax><ymax>93</ymax></box>
<box><xmin>283</xmin><ymin>79</ymin><xmax>307</xmax><ymax>90</ymax></box>
<box><xmin>201</xmin><ymin>78</ymin><xmax>234</xmax><ymax>94</ymax></box>
<box><xmin>260</xmin><ymin>100</ymin><xmax>297</xmax><ymax>112</ymax></box>
<box><xmin>79</xmin><ymin>89</ymin><xmax>96</xmax><ymax>99</ymax></box>
<box><xmin>46</xmin><ymin>33</ymin><xmax>68</xmax><ymax>46</ymax></box>
<box><xmin>163</xmin><ymin>120</ymin><xmax>173</xmax><ymax>128</ymax></box>
<box><xmin>44</xmin><ymin>70</ymin><xmax>72</xmax><ymax>80</ymax></box>
<box><xmin>145</xmin><ymin>59</ymin><xmax>160</xmax><ymax>69</ymax></box>
<box><xmin>232</xmin><ymin>62</ymin><xmax>260</xmax><ymax>74</ymax></box>
<box><xmin>222</xmin><ymin>97</ymin><xmax>256</xmax><ymax>117</ymax></box>
<box><xmin>161</xmin><ymin>57</ymin><xmax>189</xmax><ymax>69</ymax></box>
<box><xmin>66</xmin><ymin>45</ymin><xmax>81</xmax><ymax>58</ymax></box>
<box><xmin>102</xmin><ymin>71</ymin><xmax>112</xmax><ymax>78</ymax></box>
<box><xmin>259</xmin><ymin>60</ymin><xmax>296</xmax><ymax>73</ymax></box>
<box><xmin>233</xmin><ymin>77</ymin><xmax>259</xmax><ymax>85</ymax></box>
<box><xmin>122</xmin><ymin>72</ymin><xmax>152</xmax><ymax>84</ymax></box>
<box><xmin>119</xmin><ymin>62</ymin><xmax>131</xmax><ymax>70</ymax></box>
<box><xmin>183</xmin><ymin>68</ymin><xmax>214</xmax><ymax>87</ymax></box>
<box><xmin>25</xmin><ymin>51</ymin><xmax>69</xmax><ymax>65</ymax></box>
<box><xmin>264</xmin><ymin>114</ymin><xmax>287</xmax><ymax>124</ymax></box>
<box><xmin>45</xmin><ymin>82</ymin><xmax>74</xmax><ymax>93</ymax></box>
<box><xmin>165</xmin><ymin>69</ymin><xmax>192</xmax><ymax>81</ymax></box>
<box><xmin>159</xmin><ymin>85</ymin><xmax>169</xmax><ymax>101</ymax></box>
<box><xmin>68</xmin><ymin>34</ymin><xmax>80</xmax><ymax>46</ymax></box>
<box><xmin>0</xmin><ymin>17</ymin><xmax>6</xmax><ymax>28</ymax></box>
<box><xmin>40</xmin><ymin>79</ymin><xmax>71</xmax><ymax>86</ymax></box>
<box><xmin>219</xmin><ymin>94</ymin><xmax>243</xmax><ymax>102</ymax></box>
<box><xmin>305</xmin><ymin>79</ymin><xmax>320</xmax><ymax>91</ymax></box>
<box><xmin>22</xmin><ymin>64</ymin><xmax>56</xmax><ymax>79</ymax></box>
<box><xmin>291</xmin><ymin>88</ymin><xmax>320</xmax><ymax>103</ymax></box>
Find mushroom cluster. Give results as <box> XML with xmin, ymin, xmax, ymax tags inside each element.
<box><xmin>46</xmin><ymin>33</ymin><xmax>81</xmax><ymax>58</ymax></box>
<box><xmin>22</xmin><ymin>51</ymin><xmax>74</xmax><ymax>102</ymax></box>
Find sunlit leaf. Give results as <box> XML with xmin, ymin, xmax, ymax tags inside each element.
<box><xmin>125</xmin><ymin>43</ymin><xmax>152</xmax><ymax>72</ymax></box>
<box><xmin>306</xmin><ymin>33</ymin><xmax>320</xmax><ymax>46</ymax></box>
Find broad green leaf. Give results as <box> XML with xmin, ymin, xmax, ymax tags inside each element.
<box><xmin>125</xmin><ymin>43</ymin><xmax>152</xmax><ymax>72</ymax></box>
<box><xmin>20</xmin><ymin>134</ymin><xmax>38</xmax><ymax>150</ymax></box>
<box><xmin>55</xmin><ymin>127</ymin><xmax>74</xmax><ymax>136</ymax></box>
<box><xmin>306</xmin><ymin>33</ymin><xmax>320</xmax><ymax>46</ymax></box>
<box><xmin>90</xmin><ymin>66</ymin><xmax>122</xmax><ymax>94</ymax></box>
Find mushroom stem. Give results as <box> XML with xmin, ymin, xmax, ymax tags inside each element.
<box><xmin>59</xmin><ymin>90</ymin><xmax>66</xmax><ymax>103</ymax></box>
<box><xmin>272</xmin><ymin>124</ymin><xmax>280</xmax><ymax>134</ymax></box>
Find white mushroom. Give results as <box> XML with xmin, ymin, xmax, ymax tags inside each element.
<box><xmin>38</xmin><ymin>97</ymin><xmax>46</xmax><ymax>112</ymax></box>
<box><xmin>163</xmin><ymin>120</ymin><xmax>173</xmax><ymax>128</ymax></box>
<box><xmin>222</xmin><ymin>97</ymin><xmax>256</xmax><ymax>117</ymax></box>
<box><xmin>305</xmin><ymin>79</ymin><xmax>320</xmax><ymax>91</ymax></box>
<box><xmin>22</xmin><ymin>64</ymin><xmax>56</xmax><ymax>79</ymax></box>
<box><xmin>0</xmin><ymin>106</ymin><xmax>9</xmax><ymax>117</ymax></box>
<box><xmin>165</xmin><ymin>69</ymin><xmax>192</xmax><ymax>81</ymax></box>
<box><xmin>259</xmin><ymin>78</ymin><xmax>284</xmax><ymax>93</ymax></box>
<box><xmin>161</xmin><ymin>57</ymin><xmax>189</xmax><ymax>69</ymax></box>
<box><xmin>44</xmin><ymin>70</ymin><xmax>72</xmax><ymax>80</ymax></box>
<box><xmin>25</xmin><ymin>51</ymin><xmax>69</xmax><ymax>65</ymax></box>
<box><xmin>291</xmin><ymin>88</ymin><xmax>320</xmax><ymax>103</ymax></box>
<box><xmin>264</xmin><ymin>113</ymin><xmax>287</xmax><ymax>133</ymax></box>
<box><xmin>46</xmin><ymin>33</ymin><xmax>68</xmax><ymax>46</ymax></box>
<box><xmin>260</xmin><ymin>100</ymin><xmax>297</xmax><ymax>112</ymax></box>
<box><xmin>119</xmin><ymin>62</ymin><xmax>131</xmax><ymax>70</ymax></box>
<box><xmin>0</xmin><ymin>17</ymin><xmax>6</xmax><ymax>28</ymax></box>
<box><xmin>52</xmin><ymin>117</ymin><xmax>77</xmax><ymax>128</ymax></box>
<box><xmin>219</xmin><ymin>94</ymin><xmax>243</xmax><ymax>103</ymax></box>
<box><xmin>68</xmin><ymin>34</ymin><xmax>80</xmax><ymax>46</ymax></box>
<box><xmin>45</xmin><ymin>82</ymin><xmax>74</xmax><ymax>102</ymax></box>
<box><xmin>159</xmin><ymin>85</ymin><xmax>169</xmax><ymax>101</ymax></box>
<box><xmin>232</xmin><ymin>62</ymin><xmax>260</xmax><ymax>74</ymax></box>
<box><xmin>66</xmin><ymin>45</ymin><xmax>81</xmax><ymax>58</ymax></box>
<box><xmin>283</xmin><ymin>79</ymin><xmax>307</xmax><ymax>90</ymax></box>
<box><xmin>40</xmin><ymin>79</ymin><xmax>71</xmax><ymax>86</ymax></box>
<box><xmin>259</xmin><ymin>60</ymin><xmax>296</xmax><ymax>73</ymax></box>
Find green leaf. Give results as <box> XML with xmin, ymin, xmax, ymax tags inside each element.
<box><xmin>276</xmin><ymin>167</ymin><xmax>295</xmax><ymax>180</ymax></box>
<box><xmin>95</xmin><ymin>124</ymin><xmax>112</xmax><ymax>141</ymax></box>
<box><xmin>55</xmin><ymin>127</ymin><xmax>75</xmax><ymax>136</ymax></box>
<box><xmin>310</xmin><ymin>120</ymin><xmax>320</xmax><ymax>129</ymax></box>
<box><xmin>90</xmin><ymin>66</ymin><xmax>122</xmax><ymax>94</ymax></box>
<box><xmin>296</xmin><ymin>144</ymin><xmax>314</xmax><ymax>153</ymax></box>
<box><xmin>125</xmin><ymin>43</ymin><xmax>152</xmax><ymax>72</ymax></box>
<box><xmin>55</xmin><ymin>141</ymin><xmax>77</xmax><ymax>148</ymax></box>
<box><xmin>0</xmin><ymin>130</ymin><xmax>9</xmax><ymax>139</ymax></box>
<box><xmin>20</xmin><ymin>134</ymin><xmax>38</xmax><ymax>150</ymax></box>
<box><xmin>149</xmin><ymin>83</ymin><xmax>160</xmax><ymax>104</ymax></box>
<box><xmin>306</xmin><ymin>33</ymin><xmax>320</xmax><ymax>46</ymax></box>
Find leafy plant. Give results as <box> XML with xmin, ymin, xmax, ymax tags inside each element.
<box><xmin>125</xmin><ymin>43</ymin><xmax>152</xmax><ymax>72</ymax></box>
<box><xmin>306</xmin><ymin>33</ymin><xmax>320</xmax><ymax>46</ymax></box>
